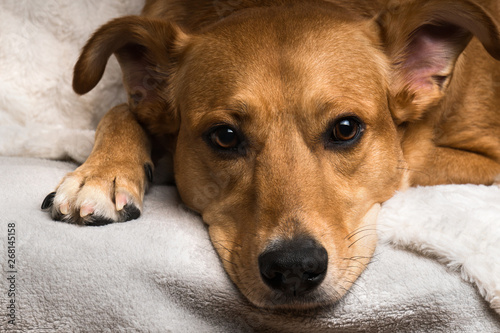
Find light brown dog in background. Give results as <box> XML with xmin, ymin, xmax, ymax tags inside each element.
<box><xmin>42</xmin><ymin>0</ymin><xmax>500</xmax><ymax>308</ymax></box>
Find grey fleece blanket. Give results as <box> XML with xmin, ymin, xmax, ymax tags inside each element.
<box><xmin>1</xmin><ymin>156</ymin><xmax>499</xmax><ymax>332</ymax></box>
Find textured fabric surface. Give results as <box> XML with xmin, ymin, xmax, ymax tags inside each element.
<box><xmin>1</xmin><ymin>156</ymin><xmax>499</xmax><ymax>332</ymax></box>
<box><xmin>379</xmin><ymin>185</ymin><xmax>500</xmax><ymax>314</ymax></box>
<box><xmin>0</xmin><ymin>0</ymin><xmax>143</xmax><ymax>162</ymax></box>
<box><xmin>1</xmin><ymin>0</ymin><xmax>500</xmax><ymax>330</ymax></box>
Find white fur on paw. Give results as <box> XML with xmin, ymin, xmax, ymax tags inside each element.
<box><xmin>47</xmin><ymin>174</ymin><xmax>142</xmax><ymax>225</ymax></box>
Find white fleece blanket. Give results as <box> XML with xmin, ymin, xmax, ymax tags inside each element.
<box><xmin>0</xmin><ymin>0</ymin><xmax>143</xmax><ymax>163</ymax></box>
<box><xmin>1</xmin><ymin>156</ymin><xmax>500</xmax><ymax>332</ymax></box>
<box><xmin>1</xmin><ymin>0</ymin><xmax>500</xmax><ymax>331</ymax></box>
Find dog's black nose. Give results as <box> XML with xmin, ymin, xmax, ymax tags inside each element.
<box><xmin>258</xmin><ymin>237</ymin><xmax>328</xmax><ymax>296</ymax></box>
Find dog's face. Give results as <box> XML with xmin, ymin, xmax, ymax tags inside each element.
<box><xmin>172</xmin><ymin>6</ymin><xmax>404</xmax><ymax>308</ymax></box>
<box><xmin>73</xmin><ymin>0</ymin><xmax>500</xmax><ymax>308</ymax></box>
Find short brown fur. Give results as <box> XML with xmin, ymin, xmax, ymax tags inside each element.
<box><xmin>44</xmin><ymin>0</ymin><xmax>500</xmax><ymax>308</ymax></box>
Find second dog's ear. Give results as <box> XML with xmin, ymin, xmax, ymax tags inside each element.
<box><xmin>376</xmin><ymin>0</ymin><xmax>500</xmax><ymax>123</ymax></box>
<box><xmin>73</xmin><ymin>16</ymin><xmax>188</xmax><ymax>108</ymax></box>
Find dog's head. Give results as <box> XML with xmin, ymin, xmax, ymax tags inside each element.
<box><xmin>74</xmin><ymin>0</ymin><xmax>500</xmax><ymax>308</ymax></box>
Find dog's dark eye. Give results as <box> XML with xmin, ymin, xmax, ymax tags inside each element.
<box><xmin>326</xmin><ymin>116</ymin><xmax>364</xmax><ymax>148</ymax></box>
<box><xmin>209</xmin><ymin>126</ymin><xmax>241</xmax><ymax>150</ymax></box>
<box><xmin>333</xmin><ymin>118</ymin><xmax>359</xmax><ymax>141</ymax></box>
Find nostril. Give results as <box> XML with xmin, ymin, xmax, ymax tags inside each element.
<box><xmin>258</xmin><ymin>237</ymin><xmax>328</xmax><ymax>296</ymax></box>
<box><xmin>304</xmin><ymin>270</ymin><xmax>324</xmax><ymax>282</ymax></box>
<box><xmin>261</xmin><ymin>269</ymin><xmax>286</xmax><ymax>290</ymax></box>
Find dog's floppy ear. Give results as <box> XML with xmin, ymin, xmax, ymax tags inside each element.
<box><xmin>73</xmin><ymin>16</ymin><xmax>188</xmax><ymax>113</ymax></box>
<box><xmin>377</xmin><ymin>0</ymin><xmax>500</xmax><ymax>123</ymax></box>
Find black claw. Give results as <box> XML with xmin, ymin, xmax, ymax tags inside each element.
<box><xmin>85</xmin><ymin>216</ymin><xmax>115</xmax><ymax>227</ymax></box>
<box><xmin>144</xmin><ymin>163</ymin><xmax>153</xmax><ymax>183</ymax></box>
<box><xmin>41</xmin><ymin>192</ymin><xmax>56</xmax><ymax>210</ymax></box>
<box><xmin>122</xmin><ymin>204</ymin><xmax>141</xmax><ymax>221</ymax></box>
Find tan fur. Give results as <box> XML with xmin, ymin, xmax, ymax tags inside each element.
<box><xmin>50</xmin><ymin>105</ymin><xmax>152</xmax><ymax>223</ymax></box>
<box><xmin>44</xmin><ymin>0</ymin><xmax>500</xmax><ymax>308</ymax></box>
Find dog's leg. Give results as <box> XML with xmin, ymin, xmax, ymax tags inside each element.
<box><xmin>41</xmin><ymin>104</ymin><xmax>152</xmax><ymax>225</ymax></box>
<box><xmin>407</xmin><ymin>145</ymin><xmax>500</xmax><ymax>186</ymax></box>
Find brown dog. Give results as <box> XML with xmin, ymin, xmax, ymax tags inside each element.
<box><xmin>42</xmin><ymin>0</ymin><xmax>500</xmax><ymax>309</ymax></box>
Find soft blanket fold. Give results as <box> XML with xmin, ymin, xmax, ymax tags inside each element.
<box><xmin>1</xmin><ymin>156</ymin><xmax>499</xmax><ymax>332</ymax></box>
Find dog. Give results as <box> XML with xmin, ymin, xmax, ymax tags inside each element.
<box><xmin>42</xmin><ymin>0</ymin><xmax>500</xmax><ymax>309</ymax></box>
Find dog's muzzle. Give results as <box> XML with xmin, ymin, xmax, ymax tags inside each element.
<box><xmin>258</xmin><ymin>237</ymin><xmax>328</xmax><ymax>297</ymax></box>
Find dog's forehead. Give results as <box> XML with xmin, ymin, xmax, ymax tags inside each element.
<box><xmin>179</xmin><ymin>4</ymin><xmax>387</xmax><ymax>121</ymax></box>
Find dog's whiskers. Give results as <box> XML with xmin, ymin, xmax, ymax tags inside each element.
<box><xmin>347</xmin><ymin>232</ymin><xmax>377</xmax><ymax>249</ymax></box>
<box><xmin>342</xmin><ymin>257</ymin><xmax>370</xmax><ymax>269</ymax></box>
<box><xmin>210</xmin><ymin>239</ymin><xmax>243</xmax><ymax>268</ymax></box>
<box><xmin>216</xmin><ymin>256</ymin><xmax>238</xmax><ymax>267</ymax></box>
<box><xmin>336</xmin><ymin>280</ymin><xmax>364</xmax><ymax>305</ymax></box>
<box><xmin>345</xmin><ymin>227</ymin><xmax>377</xmax><ymax>241</ymax></box>
<box><xmin>212</xmin><ymin>240</ymin><xmax>241</xmax><ymax>255</ymax></box>
<box><xmin>337</xmin><ymin>269</ymin><xmax>361</xmax><ymax>278</ymax></box>
<box><xmin>344</xmin><ymin>223</ymin><xmax>377</xmax><ymax>239</ymax></box>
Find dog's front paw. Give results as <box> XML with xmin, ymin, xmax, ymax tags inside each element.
<box><xmin>41</xmin><ymin>162</ymin><xmax>153</xmax><ymax>226</ymax></box>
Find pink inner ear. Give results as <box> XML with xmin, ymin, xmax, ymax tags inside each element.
<box><xmin>402</xmin><ymin>25</ymin><xmax>469</xmax><ymax>91</ymax></box>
